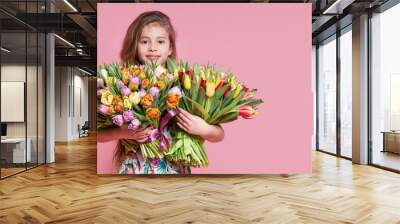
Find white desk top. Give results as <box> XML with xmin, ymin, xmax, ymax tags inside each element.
<box><xmin>1</xmin><ymin>138</ymin><xmax>29</xmax><ymax>143</ymax></box>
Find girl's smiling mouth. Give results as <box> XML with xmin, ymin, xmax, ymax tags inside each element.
<box><xmin>146</xmin><ymin>55</ymin><xmax>160</xmax><ymax>60</ymax></box>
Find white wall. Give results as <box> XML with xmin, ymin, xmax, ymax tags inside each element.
<box><xmin>54</xmin><ymin>67</ymin><xmax>89</xmax><ymax>141</ymax></box>
<box><xmin>1</xmin><ymin>64</ymin><xmax>46</xmax><ymax>164</ymax></box>
<box><xmin>55</xmin><ymin>66</ymin><xmax>69</xmax><ymax>141</ymax></box>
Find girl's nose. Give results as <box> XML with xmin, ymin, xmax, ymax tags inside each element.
<box><xmin>149</xmin><ymin>42</ymin><xmax>157</xmax><ymax>52</ymax></box>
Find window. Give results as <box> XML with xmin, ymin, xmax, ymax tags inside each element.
<box><xmin>317</xmin><ymin>35</ymin><xmax>337</xmax><ymax>154</ymax></box>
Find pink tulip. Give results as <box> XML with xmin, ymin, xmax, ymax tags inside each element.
<box><xmin>154</xmin><ymin>70</ymin><xmax>162</xmax><ymax>78</ymax></box>
<box><xmin>149</xmin><ymin>87</ymin><xmax>160</xmax><ymax>97</ymax></box>
<box><xmin>128</xmin><ymin>119</ymin><xmax>141</xmax><ymax>130</ymax></box>
<box><xmin>138</xmin><ymin>89</ymin><xmax>146</xmax><ymax>98</ymax></box>
<box><xmin>238</xmin><ymin>105</ymin><xmax>257</xmax><ymax>119</ymax></box>
<box><xmin>129</xmin><ymin>76</ymin><xmax>140</xmax><ymax>85</ymax></box>
<box><xmin>168</xmin><ymin>86</ymin><xmax>181</xmax><ymax>97</ymax></box>
<box><xmin>97</xmin><ymin>89</ymin><xmax>104</xmax><ymax>99</ymax></box>
<box><xmin>243</xmin><ymin>90</ymin><xmax>255</xmax><ymax>100</ymax></box>
<box><xmin>167</xmin><ymin>73</ymin><xmax>174</xmax><ymax>81</ymax></box>
<box><xmin>98</xmin><ymin>104</ymin><xmax>110</xmax><ymax>115</ymax></box>
<box><xmin>112</xmin><ymin>115</ymin><xmax>124</xmax><ymax>127</ymax></box>
<box><xmin>117</xmin><ymin>80</ymin><xmax>125</xmax><ymax>89</ymax></box>
<box><xmin>123</xmin><ymin>110</ymin><xmax>134</xmax><ymax>123</ymax></box>
<box><xmin>120</xmin><ymin>86</ymin><xmax>131</xmax><ymax>97</ymax></box>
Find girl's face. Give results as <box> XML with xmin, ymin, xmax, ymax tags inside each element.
<box><xmin>137</xmin><ymin>23</ymin><xmax>172</xmax><ymax>66</ymax></box>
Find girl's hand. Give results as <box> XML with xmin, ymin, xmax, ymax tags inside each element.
<box><xmin>176</xmin><ymin>108</ymin><xmax>225</xmax><ymax>142</ymax></box>
<box><xmin>128</xmin><ymin>126</ymin><xmax>152</xmax><ymax>143</ymax></box>
<box><xmin>97</xmin><ymin>126</ymin><xmax>152</xmax><ymax>143</ymax></box>
<box><xmin>176</xmin><ymin>108</ymin><xmax>210</xmax><ymax>136</ymax></box>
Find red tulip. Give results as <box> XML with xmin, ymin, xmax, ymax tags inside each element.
<box><xmin>179</xmin><ymin>71</ymin><xmax>184</xmax><ymax>81</ymax></box>
<box><xmin>216</xmin><ymin>80</ymin><xmax>224</xmax><ymax>89</ymax></box>
<box><xmin>200</xmin><ymin>79</ymin><xmax>206</xmax><ymax>89</ymax></box>
<box><xmin>188</xmin><ymin>69</ymin><xmax>193</xmax><ymax>77</ymax></box>
<box><xmin>238</xmin><ymin>105</ymin><xmax>257</xmax><ymax>119</ymax></box>
<box><xmin>223</xmin><ymin>86</ymin><xmax>231</xmax><ymax>97</ymax></box>
<box><xmin>243</xmin><ymin>90</ymin><xmax>255</xmax><ymax>100</ymax></box>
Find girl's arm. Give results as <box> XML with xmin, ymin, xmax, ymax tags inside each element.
<box><xmin>97</xmin><ymin>126</ymin><xmax>151</xmax><ymax>143</ymax></box>
<box><xmin>176</xmin><ymin>108</ymin><xmax>225</xmax><ymax>143</ymax></box>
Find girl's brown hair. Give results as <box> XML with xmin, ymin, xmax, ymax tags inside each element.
<box><xmin>120</xmin><ymin>11</ymin><xmax>177</xmax><ymax>65</ymax></box>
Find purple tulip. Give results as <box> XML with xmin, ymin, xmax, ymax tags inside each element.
<box><xmin>129</xmin><ymin>76</ymin><xmax>140</xmax><ymax>85</ymax></box>
<box><xmin>112</xmin><ymin>115</ymin><xmax>124</xmax><ymax>127</ymax></box>
<box><xmin>128</xmin><ymin>119</ymin><xmax>141</xmax><ymax>130</ymax></box>
<box><xmin>120</xmin><ymin>86</ymin><xmax>131</xmax><ymax>97</ymax></box>
<box><xmin>98</xmin><ymin>104</ymin><xmax>110</xmax><ymax>115</ymax></box>
<box><xmin>117</xmin><ymin>80</ymin><xmax>125</xmax><ymax>89</ymax></box>
<box><xmin>167</xmin><ymin>73</ymin><xmax>174</xmax><ymax>81</ymax></box>
<box><xmin>149</xmin><ymin>87</ymin><xmax>160</xmax><ymax>97</ymax></box>
<box><xmin>154</xmin><ymin>70</ymin><xmax>162</xmax><ymax>78</ymax></box>
<box><xmin>138</xmin><ymin>89</ymin><xmax>146</xmax><ymax>98</ymax></box>
<box><xmin>168</xmin><ymin>86</ymin><xmax>181</xmax><ymax>97</ymax></box>
<box><xmin>123</xmin><ymin>110</ymin><xmax>134</xmax><ymax>123</ymax></box>
<box><xmin>97</xmin><ymin>89</ymin><xmax>104</xmax><ymax>99</ymax></box>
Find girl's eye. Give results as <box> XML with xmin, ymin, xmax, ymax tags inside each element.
<box><xmin>158</xmin><ymin>40</ymin><xmax>165</xmax><ymax>44</ymax></box>
<box><xmin>140</xmin><ymin>40</ymin><xmax>148</xmax><ymax>44</ymax></box>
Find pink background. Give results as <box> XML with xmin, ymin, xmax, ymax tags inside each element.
<box><xmin>97</xmin><ymin>3</ymin><xmax>312</xmax><ymax>174</ymax></box>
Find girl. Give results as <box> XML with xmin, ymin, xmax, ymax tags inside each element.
<box><xmin>114</xmin><ymin>11</ymin><xmax>225</xmax><ymax>174</ymax></box>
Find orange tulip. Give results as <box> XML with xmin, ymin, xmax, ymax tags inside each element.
<box><xmin>146</xmin><ymin>107</ymin><xmax>161</xmax><ymax>120</ymax></box>
<box><xmin>114</xmin><ymin>103</ymin><xmax>124</xmax><ymax>113</ymax></box>
<box><xmin>142</xmin><ymin>79</ymin><xmax>150</xmax><ymax>89</ymax></box>
<box><xmin>167</xmin><ymin>94</ymin><xmax>180</xmax><ymax>108</ymax></box>
<box><xmin>140</xmin><ymin>94</ymin><xmax>153</xmax><ymax>108</ymax></box>
<box><xmin>156</xmin><ymin>80</ymin><xmax>166</xmax><ymax>90</ymax></box>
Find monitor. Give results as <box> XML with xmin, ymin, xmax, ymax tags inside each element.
<box><xmin>1</xmin><ymin>123</ymin><xmax>7</xmax><ymax>138</ymax></box>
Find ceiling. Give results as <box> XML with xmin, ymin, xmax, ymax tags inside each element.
<box><xmin>0</xmin><ymin>0</ymin><xmax>392</xmax><ymax>74</ymax></box>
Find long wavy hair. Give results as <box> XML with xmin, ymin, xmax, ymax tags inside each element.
<box><xmin>120</xmin><ymin>11</ymin><xmax>177</xmax><ymax>65</ymax></box>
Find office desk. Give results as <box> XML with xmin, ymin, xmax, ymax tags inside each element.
<box><xmin>382</xmin><ymin>131</ymin><xmax>400</xmax><ymax>154</ymax></box>
<box><xmin>1</xmin><ymin>138</ymin><xmax>32</xmax><ymax>163</ymax></box>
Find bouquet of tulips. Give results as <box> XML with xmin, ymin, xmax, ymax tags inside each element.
<box><xmin>97</xmin><ymin>62</ymin><xmax>182</xmax><ymax>159</ymax></box>
<box><xmin>97</xmin><ymin>58</ymin><xmax>263</xmax><ymax>167</ymax></box>
<box><xmin>163</xmin><ymin>59</ymin><xmax>263</xmax><ymax>167</ymax></box>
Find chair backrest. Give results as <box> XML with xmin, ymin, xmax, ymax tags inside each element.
<box><xmin>82</xmin><ymin>121</ymin><xmax>90</xmax><ymax>129</ymax></box>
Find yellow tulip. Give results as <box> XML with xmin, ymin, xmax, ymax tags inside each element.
<box><xmin>123</xmin><ymin>97</ymin><xmax>132</xmax><ymax>110</ymax></box>
<box><xmin>100</xmin><ymin>90</ymin><xmax>114</xmax><ymax>106</ymax></box>
<box><xmin>215</xmin><ymin>77</ymin><xmax>221</xmax><ymax>88</ymax></box>
<box><xmin>230</xmin><ymin>78</ymin><xmax>236</xmax><ymax>89</ymax></box>
<box><xmin>200</xmin><ymin>70</ymin><xmax>206</xmax><ymax>80</ymax></box>
<box><xmin>184</xmin><ymin>74</ymin><xmax>191</xmax><ymax>90</ymax></box>
<box><xmin>128</xmin><ymin>92</ymin><xmax>141</xmax><ymax>105</ymax></box>
<box><xmin>155</xmin><ymin>65</ymin><xmax>166</xmax><ymax>75</ymax></box>
<box><xmin>174</xmin><ymin>68</ymin><xmax>179</xmax><ymax>77</ymax></box>
<box><xmin>123</xmin><ymin>74</ymin><xmax>130</xmax><ymax>85</ymax></box>
<box><xmin>139</xmin><ymin>70</ymin><xmax>146</xmax><ymax>79</ymax></box>
<box><xmin>233</xmin><ymin>84</ymin><xmax>242</xmax><ymax>99</ymax></box>
<box><xmin>206</xmin><ymin>81</ymin><xmax>216</xmax><ymax>97</ymax></box>
<box><xmin>128</xmin><ymin>82</ymin><xmax>138</xmax><ymax>90</ymax></box>
<box><xmin>106</xmin><ymin>77</ymin><xmax>115</xmax><ymax>86</ymax></box>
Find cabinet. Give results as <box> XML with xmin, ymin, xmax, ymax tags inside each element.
<box><xmin>382</xmin><ymin>131</ymin><xmax>400</xmax><ymax>154</ymax></box>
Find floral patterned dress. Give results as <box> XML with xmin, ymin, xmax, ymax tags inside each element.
<box><xmin>118</xmin><ymin>152</ymin><xmax>191</xmax><ymax>174</ymax></box>
<box><xmin>118</xmin><ymin>126</ymin><xmax>191</xmax><ymax>174</ymax></box>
